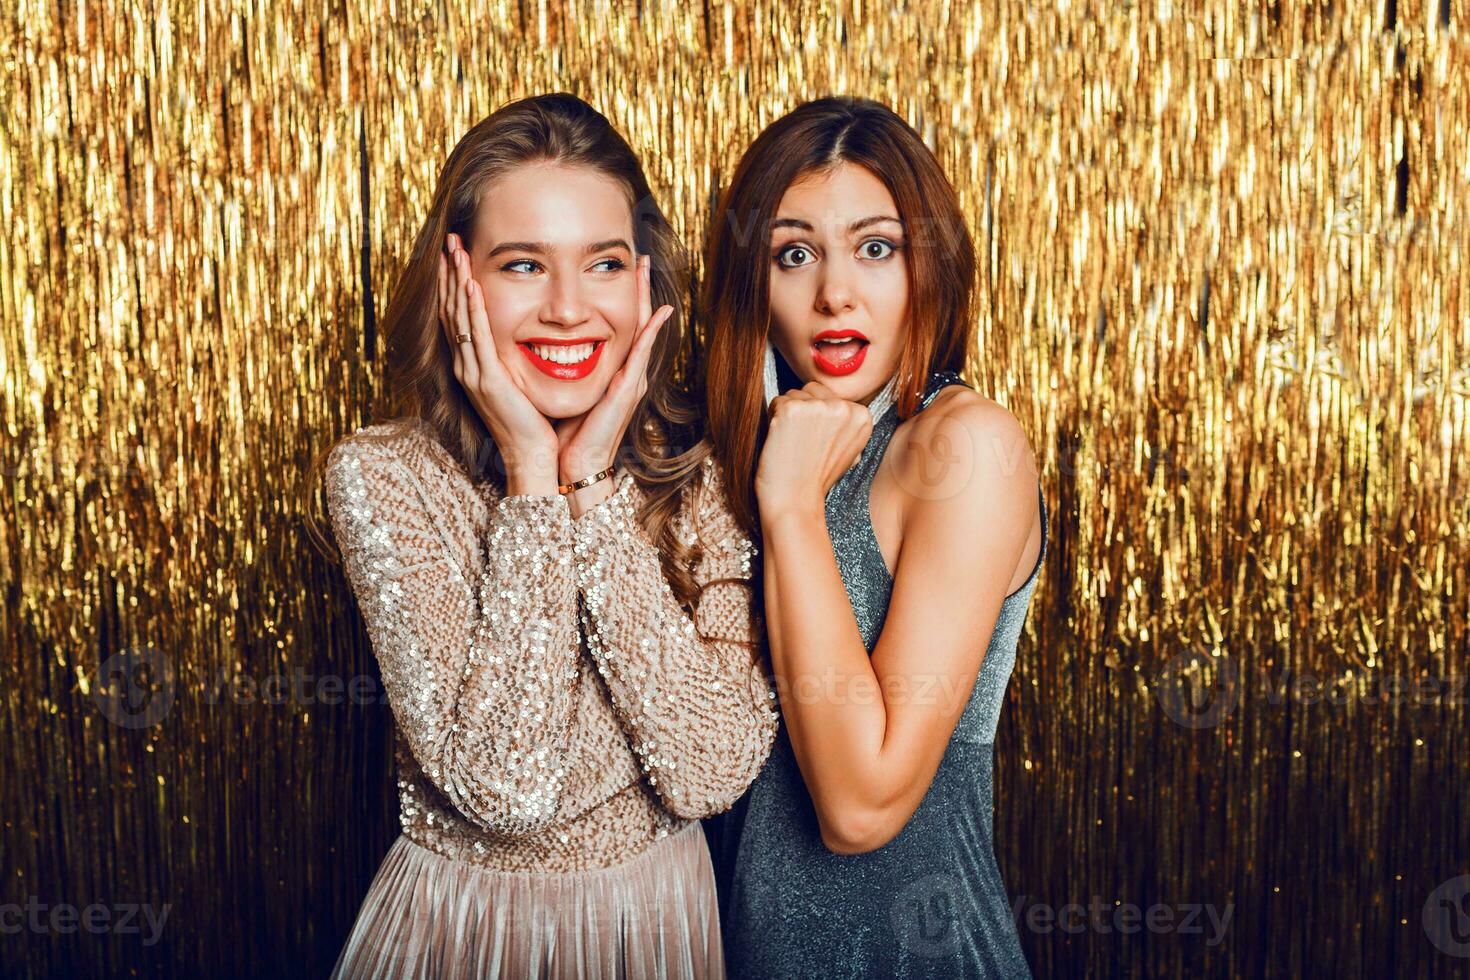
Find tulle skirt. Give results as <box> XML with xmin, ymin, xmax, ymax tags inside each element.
<box><xmin>329</xmin><ymin>820</ymin><xmax>723</xmax><ymax>979</ymax></box>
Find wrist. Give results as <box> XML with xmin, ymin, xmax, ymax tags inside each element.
<box><xmin>559</xmin><ymin>451</ymin><xmax>614</xmax><ymax>486</ymax></box>
<box><xmin>758</xmin><ymin>494</ymin><xmax>826</xmax><ymax>533</ymax></box>
<box><xmin>565</xmin><ymin>474</ymin><xmax>617</xmax><ymax>520</ymax></box>
<box><xmin>499</xmin><ymin>439</ymin><xmax>561</xmax><ymax>496</ymax></box>
<box><xmin>504</xmin><ymin>471</ymin><xmax>560</xmax><ymax>497</ymax></box>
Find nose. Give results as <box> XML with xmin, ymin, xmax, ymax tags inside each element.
<box><xmin>539</xmin><ymin>270</ymin><xmax>592</xmax><ymax>327</ymax></box>
<box><xmin>814</xmin><ymin>261</ymin><xmax>856</xmax><ymax>316</ymax></box>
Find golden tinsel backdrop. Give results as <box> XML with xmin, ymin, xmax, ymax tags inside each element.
<box><xmin>2</xmin><ymin>1</ymin><xmax>1467</xmax><ymax>977</ymax></box>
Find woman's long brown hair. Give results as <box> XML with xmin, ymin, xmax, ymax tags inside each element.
<box><xmin>701</xmin><ymin>95</ymin><xmax>978</xmax><ymax>539</ymax></box>
<box><xmin>307</xmin><ymin>93</ymin><xmax>711</xmax><ymax>611</ymax></box>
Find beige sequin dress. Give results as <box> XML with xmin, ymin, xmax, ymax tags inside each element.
<box><xmin>322</xmin><ymin>420</ymin><xmax>778</xmax><ymax>979</ymax></box>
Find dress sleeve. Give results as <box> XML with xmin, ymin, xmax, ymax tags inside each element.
<box><xmin>571</xmin><ymin>462</ymin><xmax>779</xmax><ymax>819</ymax></box>
<box><xmin>324</xmin><ymin>436</ymin><xmax>582</xmax><ymax>836</ymax></box>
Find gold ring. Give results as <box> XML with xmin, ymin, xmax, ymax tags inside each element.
<box><xmin>455</xmin><ymin>333</ymin><xmax>471</xmax><ymax>344</ymax></box>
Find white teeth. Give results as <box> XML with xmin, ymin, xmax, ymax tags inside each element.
<box><xmin>529</xmin><ymin>342</ymin><xmax>597</xmax><ymax>364</ymax></box>
<box><xmin>816</xmin><ymin>337</ymin><xmax>864</xmax><ymax>346</ymax></box>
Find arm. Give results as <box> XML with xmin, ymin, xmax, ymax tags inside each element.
<box><xmin>571</xmin><ymin>461</ymin><xmax>779</xmax><ymax>819</ymax></box>
<box><xmin>760</xmin><ymin>396</ymin><xmax>1039</xmax><ymax>854</ymax></box>
<box><xmin>324</xmin><ymin>435</ymin><xmax>582</xmax><ymax>836</ymax></box>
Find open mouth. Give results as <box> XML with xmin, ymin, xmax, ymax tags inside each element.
<box><xmin>517</xmin><ymin>338</ymin><xmax>607</xmax><ymax>380</ymax></box>
<box><xmin>811</xmin><ymin>330</ymin><xmax>869</xmax><ymax>377</ymax></box>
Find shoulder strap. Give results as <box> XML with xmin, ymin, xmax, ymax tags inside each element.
<box><xmin>918</xmin><ymin>369</ymin><xmax>971</xmax><ymax>411</ymax></box>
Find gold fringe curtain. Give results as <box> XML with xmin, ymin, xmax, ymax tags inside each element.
<box><xmin>2</xmin><ymin>1</ymin><xmax>1466</xmax><ymax>976</ymax></box>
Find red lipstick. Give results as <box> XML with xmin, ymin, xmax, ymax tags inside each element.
<box><xmin>811</xmin><ymin>329</ymin><xmax>869</xmax><ymax>377</ymax></box>
<box><xmin>517</xmin><ymin>337</ymin><xmax>607</xmax><ymax>380</ymax></box>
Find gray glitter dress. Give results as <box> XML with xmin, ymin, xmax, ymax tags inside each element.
<box><xmin>704</xmin><ymin>369</ymin><xmax>1047</xmax><ymax>979</ymax></box>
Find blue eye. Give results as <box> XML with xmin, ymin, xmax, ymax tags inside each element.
<box><xmin>859</xmin><ymin>238</ymin><xmax>900</xmax><ymax>260</ymax></box>
<box><xmin>775</xmin><ymin>244</ymin><xmax>816</xmax><ymax>269</ymax></box>
<box><xmin>591</xmin><ymin>257</ymin><xmax>627</xmax><ymax>273</ymax></box>
<box><xmin>502</xmin><ymin>259</ymin><xmax>541</xmax><ymax>274</ymax></box>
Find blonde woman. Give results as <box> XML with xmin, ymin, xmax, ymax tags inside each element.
<box><xmin>319</xmin><ymin>93</ymin><xmax>777</xmax><ymax>978</ymax></box>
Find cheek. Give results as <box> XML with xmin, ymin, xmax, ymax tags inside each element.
<box><xmin>611</xmin><ymin>292</ymin><xmax>641</xmax><ymax>338</ymax></box>
<box><xmin>766</xmin><ymin>276</ymin><xmax>808</xmax><ymax>344</ymax></box>
<box><xmin>477</xmin><ymin>279</ymin><xmax>534</xmax><ymax>349</ymax></box>
<box><xmin>869</xmin><ymin>266</ymin><xmax>909</xmax><ymax>335</ymax></box>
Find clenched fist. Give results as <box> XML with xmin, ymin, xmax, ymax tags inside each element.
<box><xmin>755</xmin><ymin>381</ymin><xmax>873</xmax><ymax>520</ymax></box>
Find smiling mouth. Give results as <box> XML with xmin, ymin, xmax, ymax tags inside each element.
<box><xmin>811</xmin><ymin>331</ymin><xmax>869</xmax><ymax>376</ymax></box>
<box><xmin>517</xmin><ymin>339</ymin><xmax>607</xmax><ymax>380</ymax></box>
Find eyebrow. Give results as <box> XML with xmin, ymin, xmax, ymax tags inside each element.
<box><xmin>770</xmin><ymin>215</ymin><xmax>905</xmax><ymax>234</ymax></box>
<box><xmin>484</xmin><ymin>238</ymin><xmax>633</xmax><ymax>258</ymax></box>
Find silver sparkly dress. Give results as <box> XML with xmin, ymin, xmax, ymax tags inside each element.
<box><xmin>706</xmin><ymin>369</ymin><xmax>1047</xmax><ymax>979</ymax></box>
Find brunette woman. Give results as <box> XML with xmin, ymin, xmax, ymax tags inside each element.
<box><xmin>700</xmin><ymin>96</ymin><xmax>1045</xmax><ymax>978</ymax></box>
<box><xmin>317</xmin><ymin>93</ymin><xmax>777</xmax><ymax>979</ymax></box>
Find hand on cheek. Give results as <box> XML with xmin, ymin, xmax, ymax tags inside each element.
<box><xmin>439</xmin><ymin>233</ymin><xmax>560</xmax><ymax>494</ymax></box>
<box><xmin>557</xmin><ymin>254</ymin><xmax>673</xmax><ymax>514</ymax></box>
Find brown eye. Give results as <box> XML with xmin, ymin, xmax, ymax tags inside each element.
<box><xmin>859</xmin><ymin>239</ymin><xmax>898</xmax><ymax>260</ymax></box>
<box><xmin>775</xmin><ymin>244</ymin><xmax>815</xmax><ymax>269</ymax></box>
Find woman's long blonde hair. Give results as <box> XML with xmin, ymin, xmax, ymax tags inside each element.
<box><xmin>307</xmin><ymin>93</ymin><xmax>711</xmax><ymax>610</ymax></box>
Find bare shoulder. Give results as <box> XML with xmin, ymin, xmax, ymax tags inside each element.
<box><xmin>891</xmin><ymin>386</ymin><xmax>1038</xmax><ymax>517</ymax></box>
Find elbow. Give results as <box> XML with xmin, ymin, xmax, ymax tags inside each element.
<box><xmin>662</xmin><ymin>790</ymin><xmax>724</xmax><ymax>822</ymax></box>
<box><xmin>655</xmin><ymin>722</ymin><xmax>779</xmax><ymax>821</ymax></box>
<box><xmin>445</xmin><ymin>761</ymin><xmax>566</xmax><ymax>837</ymax></box>
<box><xmin>816</xmin><ymin>805</ymin><xmax>906</xmax><ymax>855</ymax></box>
<box><xmin>656</xmin><ymin>774</ymin><xmax>751</xmax><ymax>821</ymax></box>
<box><xmin>466</xmin><ymin>796</ymin><xmax>564</xmax><ymax>838</ymax></box>
<box><xmin>653</xmin><ymin>753</ymin><xmax>772</xmax><ymax>821</ymax></box>
<box><xmin>488</xmin><ymin>792</ymin><xmax>564</xmax><ymax>836</ymax></box>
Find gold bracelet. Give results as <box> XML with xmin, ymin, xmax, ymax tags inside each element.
<box><xmin>557</xmin><ymin>465</ymin><xmax>615</xmax><ymax>495</ymax></box>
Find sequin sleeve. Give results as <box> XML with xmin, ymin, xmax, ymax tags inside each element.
<box><xmin>324</xmin><ymin>436</ymin><xmax>581</xmax><ymax>836</ymax></box>
<box><xmin>572</xmin><ymin>463</ymin><xmax>779</xmax><ymax>819</ymax></box>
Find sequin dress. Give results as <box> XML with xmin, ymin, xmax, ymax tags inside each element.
<box><xmin>708</xmin><ymin>370</ymin><xmax>1047</xmax><ymax>979</ymax></box>
<box><xmin>323</xmin><ymin>419</ymin><xmax>779</xmax><ymax>979</ymax></box>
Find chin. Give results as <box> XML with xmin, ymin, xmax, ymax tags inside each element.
<box><xmin>805</xmin><ymin>366</ymin><xmax>887</xmax><ymax>404</ymax></box>
<box><xmin>517</xmin><ymin>374</ymin><xmax>607</xmax><ymax>420</ymax></box>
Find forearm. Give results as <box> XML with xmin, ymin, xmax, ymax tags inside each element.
<box><xmin>448</xmin><ymin>492</ymin><xmax>583</xmax><ymax>828</ymax></box>
<box><xmin>326</xmin><ymin>439</ymin><xmax>582</xmax><ymax>835</ymax></box>
<box><xmin>575</xmin><ymin>475</ymin><xmax>778</xmax><ymax>817</ymax></box>
<box><xmin>761</xmin><ymin>505</ymin><xmax>895</xmax><ymax>812</ymax></box>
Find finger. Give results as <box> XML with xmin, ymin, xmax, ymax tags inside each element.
<box><xmin>629</xmin><ymin>304</ymin><xmax>672</xmax><ymax>376</ymax></box>
<box><xmin>466</xmin><ymin>278</ymin><xmax>502</xmax><ymax>386</ymax></box>
<box><xmin>437</xmin><ymin>250</ymin><xmax>449</xmax><ymax>339</ymax></box>
<box><xmin>456</xmin><ymin>265</ymin><xmax>481</xmax><ymax>391</ymax></box>
<box><xmin>453</xmin><ymin>247</ymin><xmax>469</xmax><ymax>340</ymax></box>
<box><xmin>438</xmin><ymin>251</ymin><xmax>464</xmax><ymax>380</ymax></box>
<box><xmin>637</xmin><ymin>254</ymin><xmax>651</xmax><ymax>330</ymax></box>
<box><xmin>439</xmin><ymin>250</ymin><xmax>458</xmax><ymax>345</ymax></box>
<box><xmin>605</xmin><ymin>304</ymin><xmax>670</xmax><ymax>404</ymax></box>
<box><xmin>803</xmin><ymin>380</ymin><xmax>836</xmax><ymax>398</ymax></box>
